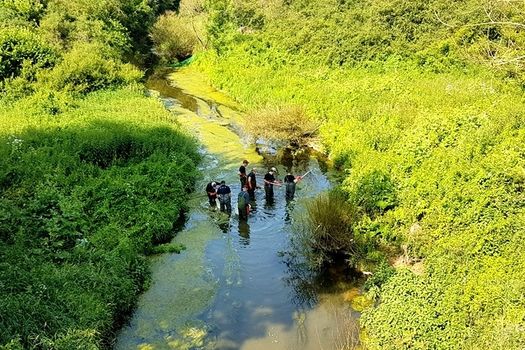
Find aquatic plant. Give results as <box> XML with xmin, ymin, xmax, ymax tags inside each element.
<box><xmin>295</xmin><ymin>190</ymin><xmax>359</xmax><ymax>269</ymax></box>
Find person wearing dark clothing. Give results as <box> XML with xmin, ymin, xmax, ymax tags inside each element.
<box><xmin>238</xmin><ymin>186</ymin><xmax>251</xmax><ymax>220</ymax></box>
<box><xmin>247</xmin><ymin>168</ymin><xmax>258</xmax><ymax>200</ymax></box>
<box><xmin>239</xmin><ymin>159</ymin><xmax>249</xmax><ymax>188</ymax></box>
<box><xmin>263</xmin><ymin>169</ymin><xmax>279</xmax><ymax>199</ymax></box>
<box><xmin>206</xmin><ymin>181</ymin><xmax>218</xmax><ymax>207</ymax></box>
<box><xmin>217</xmin><ymin>181</ymin><xmax>232</xmax><ymax>213</ymax></box>
<box><xmin>284</xmin><ymin>172</ymin><xmax>302</xmax><ymax>200</ymax></box>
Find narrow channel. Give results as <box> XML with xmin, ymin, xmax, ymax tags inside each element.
<box><xmin>115</xmin><ymin>68</ymin><xmax>362</xmax><ymax>350</ymax></box>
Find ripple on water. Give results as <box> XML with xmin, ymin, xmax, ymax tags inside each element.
<box><xmin>116</xmin><ymin>68</ymin><xmax>361</xmax><ymax>350</ymax></box>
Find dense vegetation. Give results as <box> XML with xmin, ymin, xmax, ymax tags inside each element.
<box><xmin>193</xmin><ymin>0</ymin><xmax>525</xmax><ymax>348</ymax></box>
<box><xmin>0</xmin><ymin>0</ymin><xmax>200</xmax><ymax>348</ymax></box>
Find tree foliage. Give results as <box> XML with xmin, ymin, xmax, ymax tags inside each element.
<box><xmin>150</xmin><ymin>11</ymin><xmax>200</xmax><ymax>63</ymax></box>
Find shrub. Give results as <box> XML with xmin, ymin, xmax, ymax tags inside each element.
<box><xmin>295</xmin><ymin>190</ymin><xmax>360</xmax><ymax>269</ymax></box>
<box><xmin>150</xmin><ymin>11</ymin><xmax>200</xmax><ymax>63</ymax></box>
<box><xmin>243</xmin><ymin>105</ymin><xmax>319</xmax><ymax>147</ymax></box>
<box><xmin>39</xmin><ymin>42</ymin><xmax>142</xmax><ymax>94</ymax></box>
<box><xmin>0</xmin><ymin>27</ymin><xmax>56</xmax><ymax>81</ymax></box>
<box><xmin>0</xmin><ymin>0</ymin><xmax>46</xmax><ymax>25</ymax></box>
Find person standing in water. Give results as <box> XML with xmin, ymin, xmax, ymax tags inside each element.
<box><xmin>263</xmin><ymin>167</ymin><xmax>280</xmax><ymax>200</ymax></box>
<box><xmin>238</xmin><ymin>185</ymin><xmax>251</xmax><ymax>220</ymax></box>
<box><xmin>247</xmin><ymin>168</ymin><xmax>258</xmax><ymax>200</ymax></box>
<box><xmin>205</xmin><ymin>181</ymin><xmax>218</xmax><ymax>207</ymax></box>
<box><xmin>239</xmin><ymin>159</ymin><xmax>249</xmax><ymax>188</ymax></box>
<box><xmin>216</xmin><ymin>181</ymin><xmax>232</xmax><ymax>213</ymax></box>
<box><xmin>284</xmin><ymin>172</ymin><xmax>303</xmax><ymax>200</ymax></box>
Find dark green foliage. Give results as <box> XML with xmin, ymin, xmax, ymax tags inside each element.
<box><xmin>0</xmin><ymin>27</ymin><xmax>56</xmax><ymax>81</ymax></box>
<box><xmin>0</xmin><ymin>88</ymin><xmax>200</xmax><ymax>348</ymax></box>
<box><xmin>0</xmin><ymin>0</ymin><xmax>197</xmax><ymax>348</ymax></box>
<box><xmin>350</xmin><ymin>170</ymin><xmax>397</xmax><ymax>217</ymax></box>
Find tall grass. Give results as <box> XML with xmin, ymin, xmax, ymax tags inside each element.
<box><xmin>293</xmin><ymin>191</ymin><xmax>359</xmax><ymax>269</ymax></box>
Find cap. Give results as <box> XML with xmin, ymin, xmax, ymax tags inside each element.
<box><xmin>271</xmin><ymin>167</ymin><xmax>277</xmax><ymax>172</ymax></box>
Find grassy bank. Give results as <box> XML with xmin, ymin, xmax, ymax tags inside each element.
<box><xmin>0</xmin><ymin>86</ymin><xmax>200</xmax><ymax>348</ymax></box>
<box><xmin>190</xmin><ymin>0</ymin><xmax>525</xmax><ymax>347</ymax></box>
<box><xmin>0</xmin><ymin>0</ymin><xmax>203</xmax><ymax>347</ymax></box>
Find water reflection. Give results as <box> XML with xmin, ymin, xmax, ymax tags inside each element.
<box><xmin>238</xmin><ymin>220</ymin><xmax>250</xmax><ymax>245</ymax></box>
<box><xmin>284</xmin><ymin>200</ymin><xmax>295</xmax><ymax>224</ymax></box>
<box><xmin>117</xmin><ymin>68</ymin><xmax>361</xmax><ymax>350</ymax></box>
<box><xmin>218</xmin><ymin>215</ymin><xmax>231</xmax><ymax>233</ymax></box>
<box><xmin>264</xmin><ymin>197</ymin><xmax>275</xmax><ymax>208</ymax></box>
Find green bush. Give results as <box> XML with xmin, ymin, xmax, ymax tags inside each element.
<box><xmin>0</xmin><ymin>0</ymin><xmax>46</xmax><ymax>25</ymax></box>
<box><xmin>150</xmin><ymin>11</ymin><xmax>200</xmax><ymax>63</ymax></box>
<box><xmin>39</xmin><ymin>42</ymin><xmax>141</xmax><ymax>94</ymax></box>
<box><xmin>0</xmin><ymin>27</ymin><xmax>56</xmax><ymax>81</ymax></box>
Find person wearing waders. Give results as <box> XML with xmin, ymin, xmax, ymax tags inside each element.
<box><xmin>263</xmin><ymin>167</ymin><xmax>280</xmax><ymax>200</ymax></box>
<box><xmin>216</xmin><ymin>181</ymin><xmax>232</xmax><ymax>213</ymax></box>
<box><xmin>239</xmin><ymin>159</ymin><xmax>249</xmax><ymax>188</ymax></box>
<box><xmin>238</xmin><ymin>185</ymin><xmax>251</xmax><ymax>220</ymax></box>
<box><xmin>284</xmin><ymin>172</ymin><xmax>303</xmax><ymax>200</ymax></box>
<box><xmin>247</xmin><ymin>168</ymin><xmax>259</xmax><ymax>200</ymax></box>
<box><xmin>205</xmin><ymin>181</ymin><xmax>218</xmax><ymax>207</ymax></box>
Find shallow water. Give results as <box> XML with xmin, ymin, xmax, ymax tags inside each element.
<box><xmin>115</xmin><ymin>67</ymin><xmax>362</xmax><ymax>350</ymax></box>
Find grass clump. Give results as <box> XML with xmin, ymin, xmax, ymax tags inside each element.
<box><xmin>295</xmin><ymin>190</ymin><xmax>359</xmax><ymax>269</ymax></box>
<box><xmin>243</xmin><ymin>105</ymin><xmax>318</xmax><ymax>147</ymax></box>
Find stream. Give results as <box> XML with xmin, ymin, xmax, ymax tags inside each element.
<box><xmin>115</xmin><ymin>68</ymin><xmax>363</xmax><ymax>350</ymax></box>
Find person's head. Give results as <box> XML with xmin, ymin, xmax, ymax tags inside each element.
<box><xmin>243</xmin><ymin>159</ymin><xmax>249</xmax><ymax>165</ymax></box>
<box><xmin>211</xmin><ymin>181</ymin><xmax>216</xmax><ymax>187</ymax></box>
<box><xmin>271</xmin><ymin>167</ymin><xmax>277</xmax><ymax>173</ymax></box>
<box><xmin>220</xmin><ymin>181</ymin><xmax>226</xmax><ymax>185</ymax></box>
<box><xmin>252</xmin><ymin>168</ymin><xmax>257</xmax><ymax>173</ymax></box>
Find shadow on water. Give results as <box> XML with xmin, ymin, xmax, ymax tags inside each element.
<box><xmin>115</xmin><ymin>68</ymin><xmax>362</xmax><ymax>350</ymax></box>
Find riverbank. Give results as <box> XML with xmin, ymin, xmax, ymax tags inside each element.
<box><xmin>191</xmin><ymin>47</ymin><xmax>525</xmax><ymax>348</ymax></box>
<box><xmin>0</xmin><ymin>86</ymin><xmax>200</xmax><ymax>348</ymax></box>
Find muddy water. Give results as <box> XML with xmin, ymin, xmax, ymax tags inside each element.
<box><xmin>115</xmin><ymin>68</ymin><xmax>362</xmax><ymax>350</ymax></box>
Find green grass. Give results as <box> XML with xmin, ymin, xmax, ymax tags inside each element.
<box><xmin>0</xmin><ymin>86</ymin><xmax>200</xmax><ymax>349</ymax></box>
